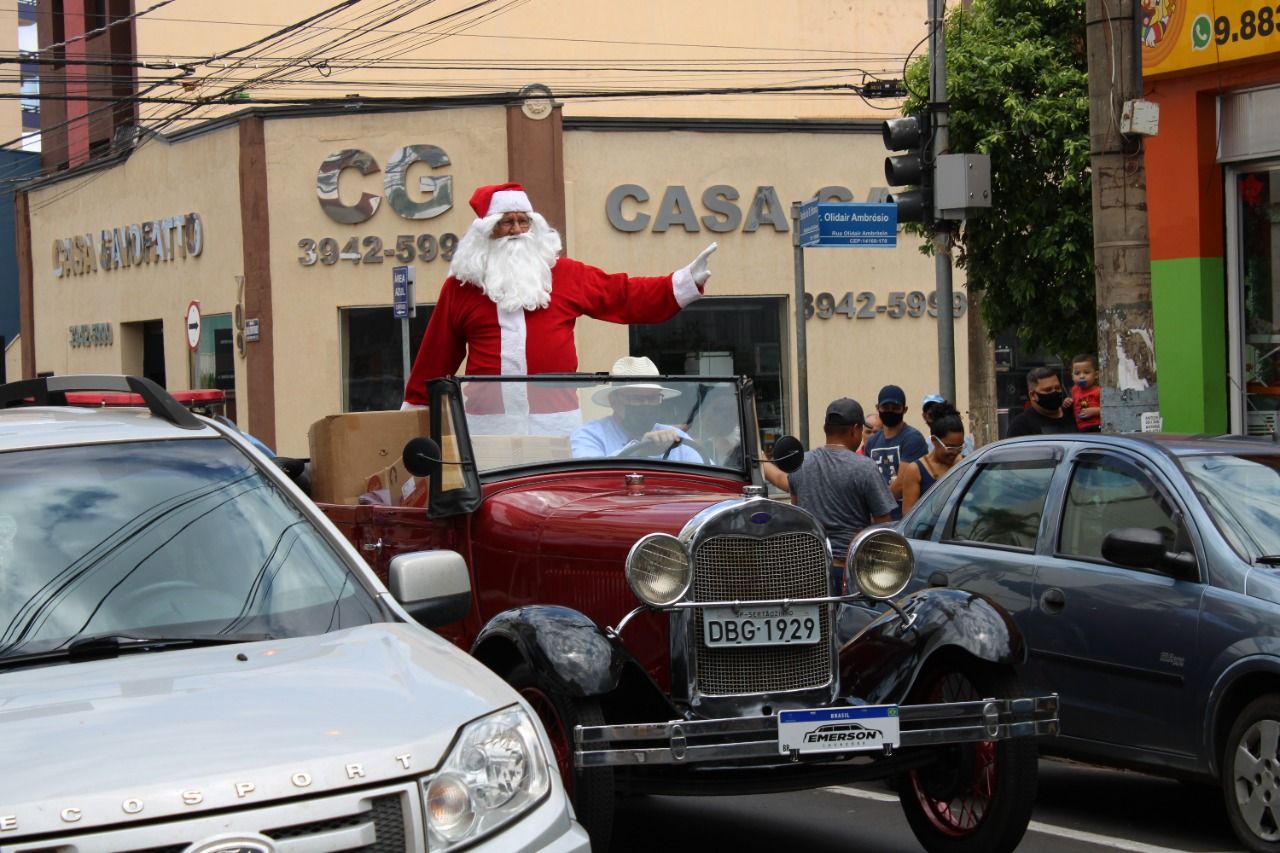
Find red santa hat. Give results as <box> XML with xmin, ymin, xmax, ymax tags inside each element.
<box><xmin>470</xmin><ymin>182</ymin><xmax>532</xmax><ymax>218</ymax></box>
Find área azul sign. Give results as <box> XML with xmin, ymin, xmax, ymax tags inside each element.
<box><xmin>799</xmin><ymin>201</ymin><xmax>897</xmax><ymax>248</ymax></box>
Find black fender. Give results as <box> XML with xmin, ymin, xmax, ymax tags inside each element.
<box><xmin>838</xmin><ymin>587</ymin><xmax>1026</xmax><ymax>706</ymax></box>
<box><xmin>471</xmin><ymin>605</ymin><xmax>641</xmax><ymax>698</ymax></box>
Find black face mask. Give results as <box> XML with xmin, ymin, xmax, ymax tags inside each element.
<box><xmin>1036</xmin><ymin>391</ymin><xmax>1065</xmax><ymax>411</ymax></box>
<box><xmin>879</xmin><ymin>411</ymin><xmax>904</xmax><ymax>428</ymax></box>
<box><xmin>620</xmin><ymin>405</ymin><xmax>659</xmax><ymax>437</ymax></box>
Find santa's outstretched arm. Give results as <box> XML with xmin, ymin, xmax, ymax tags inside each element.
<box><xmin>571</xmin><ymin>242</ymin><xmax>718</xmax><ymax>326</ymax></box>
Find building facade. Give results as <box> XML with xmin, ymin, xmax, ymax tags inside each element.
<box><xmin>1143</xmin><ymin>0</ymin><xmax>1280</xmax><ymax>434</ymax></box>
<box><xmin>16</xmin><ymin>99</ymin><xmax>968</xmax><ymax>457</ymax></box>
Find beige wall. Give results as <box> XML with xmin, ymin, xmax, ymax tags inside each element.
<box><xmin>3</xmin><ymin>334</ymin><xmax>18</xmax><ymax>384</ymax></box>
<box><xmin>263</xmin><ymin>107</ymin><xmax>508</xmax><ymax>456</ymax></box>
<box><xmin>132</xmin><ymin>0</ymin><xmax>922</xmax><ymax>121</ymax></box>
<box><xmin>26</xmin><ymin>125</ymin><xmax>245</xmax><ymax>399</ymax></box>
<box><xmin>564</xmin><ymin>127</ymin><xmax>969</xmax><ymax>441</ymax></box>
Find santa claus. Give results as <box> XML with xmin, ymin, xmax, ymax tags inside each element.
<box><xmin>402</xmin><ymin>182</ymin><xmax>716</xmax><ymax>434</ymax></box>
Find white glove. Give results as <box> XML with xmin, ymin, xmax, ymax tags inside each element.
<box><xmin>685</xmin><ymin>242</ymin><xmax>717</xmax><ymax>285</ymax></box>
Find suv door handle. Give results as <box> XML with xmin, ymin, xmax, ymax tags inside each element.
<box><xmin>1040</xmin><ymin>587</ymin><xmax>1066</xmax><ymax>612</ymax></box>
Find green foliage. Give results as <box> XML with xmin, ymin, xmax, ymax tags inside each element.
<box><xmin>903</xmin><ymin>0</ymin><xmax>1095</xmax><ymax>360</ymax></box>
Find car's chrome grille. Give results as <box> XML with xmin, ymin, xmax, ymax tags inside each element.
<box><xmin>692</xmin><ymin>532</ymin><xmax>832</xmax><ymax>695</ymax></box>
<box><xmin>5</xmin><ymin>787</ymin><xmax>416</xmax><ymax>853</ymax></box>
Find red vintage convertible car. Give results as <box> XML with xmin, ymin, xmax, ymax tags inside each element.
<box><xmin>319</xmin><ymin>373</ymin><xmax>1058</xmax><ymax>853</ymax></box>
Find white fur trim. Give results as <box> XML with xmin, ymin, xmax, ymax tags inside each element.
<box><xmin>468</xmin><ymin>409</ymin><xmax>582</xmax><ymax>437</ymax></box>
<box><xmin>673</xmin><ymin>266</ymin><xmax>703</xmax><ymax>308</ymax></box>
<box><xmin>400</xmin><ymin>401</ymin><xmax>427</xmax><ymax>411</ymax></box>
<box><xmin>498</xmin><ymin>307</ymin><xmax>529</xmax><ymax>417</ymax></box>
<box><xmin>487</xmin><ymin>189</ymin><xmax>532</xmax><ymax>216</ymax></box>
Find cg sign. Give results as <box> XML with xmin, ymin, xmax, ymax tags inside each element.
<box><xmin>316</xmin><ymin>145</ymin><xmax>453</xmax><ymax>224</ymax></box>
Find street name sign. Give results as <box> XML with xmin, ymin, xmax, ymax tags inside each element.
<box><xmin>799</xmin><ymin>201</ymin><xmax>897</xmax><ymax>248</ymax></box>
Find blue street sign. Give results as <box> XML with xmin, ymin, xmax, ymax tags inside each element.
<box><xmin>798</xmin><ymin>201</ymin><xmax>897</xmax><ymax>248</ymax></box>
<box><xmin>392</xmin><ymin>265</ymin><xmax>415</xmax><ymax>319</ymax></box>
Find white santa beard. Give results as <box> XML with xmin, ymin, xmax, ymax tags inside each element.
<box><xmin>481</xmin><ymin>235</ymin><xmax>554</xmax><ymax>312</ymax></box>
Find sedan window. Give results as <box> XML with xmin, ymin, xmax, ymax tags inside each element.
<box><xmin>948</xmin><ymin>459</ymin><xmax>1056</xmax><ymax>550</ymax></box>
<box><xmin>903</xmin><ymin>465</ymin><xmax>964</xmax><ymax>540</ymax></box>
<box><xmin>1059</xmin><ymin>455</ymin><xmax>1184</xmax><ymax>562</ymax></box>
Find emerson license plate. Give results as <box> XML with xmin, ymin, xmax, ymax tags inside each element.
<box><xmin>778</xmin><ymin>706</ymin><xmax>901</xmax><ymax>755</ymax></box>
<box><xmin>702</xmin><ymin>604</ymin><xmax>821</xmax><ymax>648</ymax></box>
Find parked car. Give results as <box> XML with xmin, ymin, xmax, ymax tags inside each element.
<box><xmin>0</xmin><ymin>375</ymin><xmax>588</xmax><ymax>853</ymax></box>
<box><xmin>314</xmin><ymin>373</ymin><xmax>1059</xmax><ymax>853</ymax></box>
<box><xmin>899</xmin><ymin>431</ymin><xmax>1280</xmax><ymax>853</ymax></box>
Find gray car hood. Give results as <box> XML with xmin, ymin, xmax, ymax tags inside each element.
<box><xmin>0</xmin><ymin>622</ymin><xmax>516</xmax><ymax>837</ymax></box>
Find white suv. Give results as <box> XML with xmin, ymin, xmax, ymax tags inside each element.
<box><xmin>0</xmin><ymin>375</ymin><xmax>588</xmax><ymax>853</ymax></box>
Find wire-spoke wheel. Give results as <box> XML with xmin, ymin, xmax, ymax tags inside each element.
<box><xmin>898</xmin><ymin>658</ymin><xmax>1038</xmax><ymax>853</ymax></box>
<box><xmin>1224</xmin><ymin>695</ymin><xmax>1280</xmax><ymax>853</ymax></box>
<box><xmin>506</xmin><ymin>662</ymin><xmax>614</xmax><ymax>851</ymax></box>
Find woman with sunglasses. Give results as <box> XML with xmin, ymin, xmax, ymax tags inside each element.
<box><xmin>900</xmin><ymin>403</ymin><xmax>966</xmax><ymax>514</ymax></box>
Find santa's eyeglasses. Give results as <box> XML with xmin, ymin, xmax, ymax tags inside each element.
<box><xmin>493</xmin><ymin>214</ymin><xmax>532</xmax><ymax>232</ymax></box>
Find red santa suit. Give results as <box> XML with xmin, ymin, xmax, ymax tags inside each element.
<box><xmin>402</xmin><ymin>183</ymin><xmax>709</xmax><ymax>433</ymax></box>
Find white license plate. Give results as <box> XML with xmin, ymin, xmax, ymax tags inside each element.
<box><xmin>777</xmin><ymin>706</ymin><xmax>901</xmax><ymax>755</ymax></box>
<box><xmin>702</xmin><ymin>604</ymin><xmax>821</xmax><ymax>648</ymax></box>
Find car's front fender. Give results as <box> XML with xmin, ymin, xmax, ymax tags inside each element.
<box><xmin>837</xmin><ymin>588</ymin><xmax>1026</xmax><ymax>705</ymax></box>
<box><xmin>471</xmin><ymin>605</ymin><xmax>637</xmax><ymax>697</ymax></box>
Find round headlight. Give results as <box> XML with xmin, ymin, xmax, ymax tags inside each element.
<box><xmin>426</xmin><ymin>773</ymin><xmax>476</xmax><ymax>841</ymax></box>
<box><xmin>847</xmin><ymin>528</ymin><xmax>914</xmax><ymax>600</ymax></box>
<box><xmin>626</xmin><ymin>533</ymin><xmax>692</xmax><ymax>606</ymax></box>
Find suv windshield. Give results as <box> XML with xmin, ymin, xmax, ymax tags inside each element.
<box><xmin>1180</xmin><ymin>452</ymin><xmax>1280</xmax><ymax>559</ymax></box>
<box><xmin>0</xmin><ymin>438</ymin><xmax>382</xmax><ymax>657</ymax></box>
<box><xmin>453</xmin><ymin>376</ymin><xmax>748</xmax><ymax>474</ymax></box>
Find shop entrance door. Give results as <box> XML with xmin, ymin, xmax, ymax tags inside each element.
<box><xmin>1227</xmin><ymin>160</ymin><xmax>1280</xmax><ymax>435</ymax></box>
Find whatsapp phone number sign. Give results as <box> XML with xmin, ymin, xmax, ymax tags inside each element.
<box><xmin>1203</xmin><ymin>3</ymin><xmax>1280</xmax><ymax>43</ymax></box>
<box><xmin>804</xmin><ymin>290</ymin><xmax>966</xmax><ymax>321</ymax></box>
<box><xmin>297</xmin><ymin>232</ymin><xmax>457</xmax><ymax>267</ymax></box>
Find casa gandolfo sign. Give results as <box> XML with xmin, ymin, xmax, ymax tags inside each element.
<box><xmin>52</xmin><ymin>212</ymin><xmax>204</xmax><ymax>278</ymax></box>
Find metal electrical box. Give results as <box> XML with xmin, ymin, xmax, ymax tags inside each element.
<box><xmin>934</xmin><ymin>153</ymin><xmax>992</xmax><ymax>220</ymax></box>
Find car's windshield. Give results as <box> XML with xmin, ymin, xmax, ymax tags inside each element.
<box><xmin>451</xmin><ymin>376</ymin><xmax>749</xmax><ymax>475</ymax></box>
<box><xmin>0</xmin><ymin>438</ymin><xmax>382</xmax><ymax>658</ymax></box>
<box><xmin>1180</xmin><ymin>452</ymin><xmax>1280</xmax><ymax>559</ymax></box>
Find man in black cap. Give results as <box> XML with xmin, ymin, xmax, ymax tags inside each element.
<box><xmin>864</xmin><ymin>383</ymin><xmax>929</xmax><ymax>519</ymax></box>
<box><xmin>764</xmin><ymin>398</ymin><xmax>896</xmax><ymax>594</ymax></box>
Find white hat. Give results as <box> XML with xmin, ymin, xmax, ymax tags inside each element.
<box><xmin>592</xmin><ymin>356</ymin><xmax>681</xmax><ymax>405</ymax></box>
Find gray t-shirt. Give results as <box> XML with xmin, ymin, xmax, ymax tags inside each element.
<box><xmin>786</xmin><ymin>446</ymin><xmax>897</xmax><ymax>562</ymax></box>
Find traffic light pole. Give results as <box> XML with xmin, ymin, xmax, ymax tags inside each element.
<box><xmin>929</xmin><ymin>0</ymin><xmax>957</xmax><ymax>404</ymax></box>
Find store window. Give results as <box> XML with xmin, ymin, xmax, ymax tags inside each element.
<box><xmin>342</xmin><ymin>306</ymin><xmax>433</xmax><ymax>412</ymax></box>
<box><xmin>190</xmin><ymin>314</ymin><xmax>234</xmax><ymax>392</ymax></box>
<box><xmin>630</xmin><ymin>296</ymin><xmax>788</xmax><ymax>451</ymax></box>
<box><xmin>1235</xmin><ymin>164</ymin><xmax>1280</xmax><ymax>436</ymax></box>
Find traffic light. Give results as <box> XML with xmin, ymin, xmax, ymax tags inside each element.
<box><xmin>882</xmin><ymin>112</ymin><xmax>932</xmax><ymax>226</ymax></box>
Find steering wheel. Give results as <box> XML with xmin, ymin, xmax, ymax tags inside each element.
<box><xmin>108</xmin><ymin>580</ymin><xmax>246</xmax><ymax>629</ymax></box>
<box><xmin>617</xmin><ymin>437</ymin><xmax>667</xmax><ymax>458</ymax></box>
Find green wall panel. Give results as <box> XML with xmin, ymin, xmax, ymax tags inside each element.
<box><xmin>1151</xmin><ymin>256</ymin><xmax>1227</xmax><ymax>434</ymax></box>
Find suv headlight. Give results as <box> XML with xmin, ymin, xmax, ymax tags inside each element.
<box><xmin>423</xmin><ymin>706</ymin><xmax>551</xmax><ymax>850</ymax></box>
<box><xmin>626</xmin><ymin>533</ymin><xmax>692</xmax><ymax>606</ymax></box>
<box><xmin>847</xmin><ymin>528</ymin><xmax>914</xmax><ymax>600</ymax></box>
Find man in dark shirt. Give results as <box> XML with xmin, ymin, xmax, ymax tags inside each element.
<box><xmin>1006</xmin><ymin>367</ymin><xmax>1079</xmax><ymax>437</ymax></box>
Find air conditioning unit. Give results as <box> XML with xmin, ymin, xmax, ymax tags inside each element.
<box><xmin>1247</xmin><ymin>410</ymin><xmax>1278</xmax><ymax>437</ymax></box>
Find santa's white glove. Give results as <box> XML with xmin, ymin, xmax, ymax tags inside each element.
<box><xmin>686</xmin><ymin>242</ymin><xmax>717</xmax><ymax>285</ymax></box>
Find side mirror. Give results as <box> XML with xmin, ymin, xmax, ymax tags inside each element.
<box><xmin>770</xmin><ymin>435</ymin><xmax>806</xmax><ymax>474</ymax></box>
<box><xmin>403</xmin><ymin>436</ymin><xmax>443</xmax><ymax>479</ymax></box>
<box><xmin>388</xmin><ymin>549</ymin><xmax>472</xmax><ymax>628</ymax></box>
<box><xmin>1101</xmin><ymin>527</ymin><xmax>1198</xmax><ymax>580</ymax></box>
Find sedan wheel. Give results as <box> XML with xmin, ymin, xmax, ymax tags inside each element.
<box><xmin>1225</xmin><ymin>696</ymin><xmax>1280</xmax><ymax>853</ymax></box>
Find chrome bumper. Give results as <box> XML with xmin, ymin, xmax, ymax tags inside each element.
<box><xmin>574</xmin><ymin>695</ymin><xmax>1059</xmax><ymax>768</ymax></box>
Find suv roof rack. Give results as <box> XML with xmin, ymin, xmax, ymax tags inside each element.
<box><xmin>0</xmin><ymin>375</ymin><xmax>204</xmax><ymax>430</ymax></box>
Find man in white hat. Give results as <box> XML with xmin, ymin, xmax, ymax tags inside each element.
<box><xmin>570</xmin><ymin>356</ymin><xmax>702</xmax><ymax>461</ymax></box>
<box><xmin>403</xmin><ymin>182</ymin><xmax>717</xmax><ymax>434</ymax></box>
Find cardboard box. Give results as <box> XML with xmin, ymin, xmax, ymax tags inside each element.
<box><xmin>308</xmin><ymin>409</ymin><xmax>431</xmax><ymax>504</ymax></box>
<box><xmin>362</xmin><ymin>458</ymin><xmax>429</xmax><ymax>508</ymax></box>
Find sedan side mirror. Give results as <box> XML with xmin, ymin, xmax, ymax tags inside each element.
<box><xmin>1101</xmin><ymin>527</ymin><xmax>1198</xmax><ymax>581</ymax></box>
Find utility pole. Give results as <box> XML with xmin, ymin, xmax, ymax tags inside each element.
<box><xmin>929</xmin><ymin>0</ymin><xmax>956</xmax><ymax>405</ymax></box>
<box><xmin>1086</xmin><ymin>0</ymin><xmax>1158</xmax><ymax>430</ymax></box>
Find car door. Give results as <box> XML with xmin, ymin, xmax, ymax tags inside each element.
<box><xmin>909</xmin><ymin>445</ymin><xmax>1062</xmax><ymax>692</ymax></box>
<box><xmin>1030</xmin><ymin>447</ymin><xmax>1204</xmax><ymax>757</ymax></box>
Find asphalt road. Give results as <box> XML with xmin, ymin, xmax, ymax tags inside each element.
<box><xmin>610</xmin><ymin>757</ymin><xmax>1243</xmax><ymax>852</ymax></box>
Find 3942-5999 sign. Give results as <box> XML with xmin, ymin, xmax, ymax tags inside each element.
<box><xmin>297</xmin><ymin>233</ymin><xmax>456</xmax><ymax>267</ymax></box>
<box><xmin>804</xmin><ymin>290</ymin><xmax>967</xmax><ymax>320</ymax></box>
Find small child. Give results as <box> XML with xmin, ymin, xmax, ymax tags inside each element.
<box><xmin>1071</xmin><ymin>354</ymin><xmax>1102</xmax><ymax>432</ymax></box>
